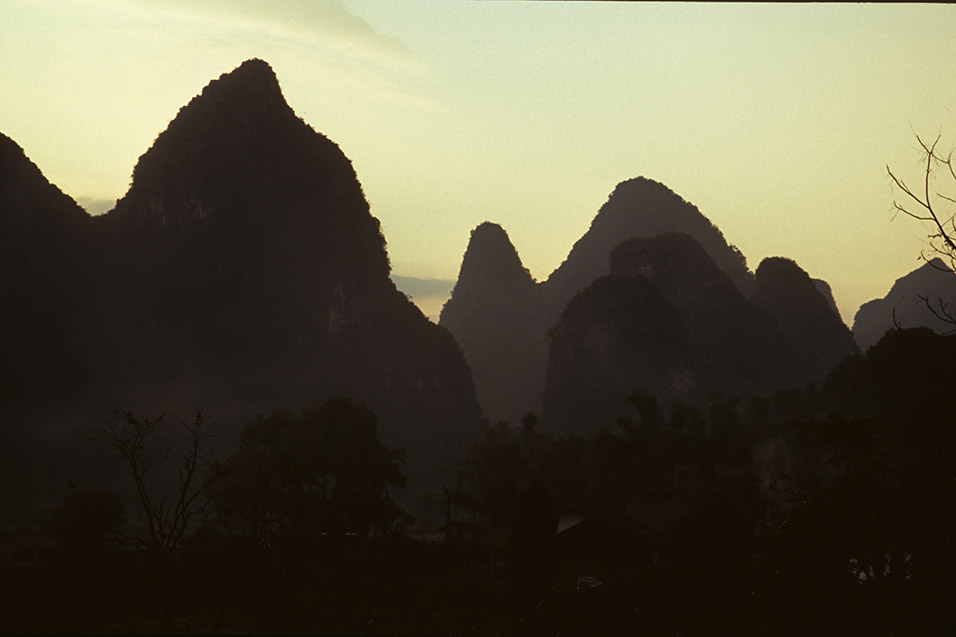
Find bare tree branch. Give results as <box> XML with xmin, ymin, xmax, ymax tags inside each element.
<box><xmin>88</xmin><ymin>409</ymin><xmax>222</xmax><ymax>630</ymax></box>
<box><xmin>888</xmin><ymin>133</ymin><xmax>956</xmax><ymax>272</ymax></box>
<box><xmin>918</xmin><ymin>293</ymin><xmax>956</xmax><ymax>333</ymax></box>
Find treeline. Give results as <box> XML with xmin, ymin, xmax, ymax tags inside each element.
<box><xmin>4</xmin><ymin>327</ymin><xmax>955</xmax><ymax>635</ymax></box>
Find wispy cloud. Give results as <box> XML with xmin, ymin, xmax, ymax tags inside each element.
<box><xmin>132</xmin><ymin>0</ymin><xmax>418</xmax><ymax>68</ymax></box>
<box><xmin>108</xmin><ymin>0</ymin><xmax>437</xmax><ymax>111</ymax></box>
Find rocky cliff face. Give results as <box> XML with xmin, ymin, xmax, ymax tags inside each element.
<box><xmin>439</xmin><ymin>223</ymin><xmax>546</xmax><ymax>424</ymax></box>
<box><xmin>751</xmin><ymin>257</ymin><xmax>859</xmax><ymax>380</ymax></box>
<box><xmin>853</xmin><ymin>258</ymin><xmax>956</xmax><ymax>352</ymax></box>
<box><xmin>1</xmin><ymin>60</ymin><xmax>482</xmax><ymax>495</ymax></box>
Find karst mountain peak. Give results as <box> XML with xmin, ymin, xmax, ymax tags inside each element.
<box><xmin>0</xmin><ymin>59</ymin><xmax>483</xmax><ymax>502</ymax></box>
<box><xmin>110</xmin><ymin>58</ymin><xmax>370</xmax><ymax>242</ymax></box>
<box><xmin>450</xmin><ymin>222</ymin><xmax>535</xmax><ymax>298</ymax></box>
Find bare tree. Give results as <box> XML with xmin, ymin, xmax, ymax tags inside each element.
<box><xmin>88</xmin><ymin>410</ymin><xmax>221</xmax><ymax>631</ymax></box>
<box><xmin>888</xmin><ymin>134</ymin><xmax>956</xmax><ymax>326</ymax></box>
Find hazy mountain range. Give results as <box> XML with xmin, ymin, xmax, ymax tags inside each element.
<box><xmin>1</xmin><ymin>59</ymin><xmax>481</xmax><ymax>506</ymax></box>
<box><xmin>3</xmin><ymin>58</ymin><xmax>955</xmax><ymax>512</ymax></box>
<box><xmin>440</xmin><ymin>180</ymin><xmax>862</xmax><ymax>430</ymax></box>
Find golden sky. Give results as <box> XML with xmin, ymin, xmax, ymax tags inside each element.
<box><xmin>3</xmin><ymin>1</ymin><xmax>956</xmax><ymax>323</ymax></box>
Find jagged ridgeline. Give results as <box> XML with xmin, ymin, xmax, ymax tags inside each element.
<box><xmin>442</xmin><ymin>178</ymin><xmax>857</xmax><ymax>432</ymax></box>
<box><xmin>0</xmin><ymin>59</ymin><xmax>481</xmax><ymax>496</ymax></box>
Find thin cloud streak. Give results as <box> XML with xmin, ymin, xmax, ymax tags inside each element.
<box><xmin>129</xmin><ymin>0</ymin><xmax>419</xmax><ymax>68</ymax></box>
<box><xmin>112</xmin><ymin>0</ymin><xmax>439</xmax><ymax>111</ymax></box>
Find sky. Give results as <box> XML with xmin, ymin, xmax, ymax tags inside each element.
<box><xmin>2</xmin><ymin>1</ymin><xmax>956</xmax><ymax>323</ymax></box>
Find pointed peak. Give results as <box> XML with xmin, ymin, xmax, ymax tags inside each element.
<box><xmin>116</xmin><ymin>59</ymin><xmax>303</xmax><ymax>218</ymax></box>
<box><xmin>178</xmin><ymin>58</ymin><xmax>287</xmax><ymax>125</ymax></box>
<box><xmin>462</xmin><ymin>222</ymin><xmax>527</xmax><ymax>272</ymax></box>
<box><xmin>613</xmin><ymin>176</ymin><xmax>676</xmax><ymax>195</ymax></box>
<box><xmin>468</xmin><ymin>221</ymin><xmax>515</xmax><ymax>248</ymax></box>
<box><xmin>202</xmin><ymin>58</ymin><xmax>282</xmax><ymax>99</ymax></box>
<box><xmin>451</xmin><ymin>222</ymin><xmax>534</xmax><ymax>297</ymax></box>
<box><xmin>232</xmin><ymin>57</ymin><xmax>277</xmax><ymax>79</ymax></box>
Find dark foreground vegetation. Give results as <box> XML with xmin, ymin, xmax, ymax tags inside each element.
<box><xmin>2</xmin><ymin>327</ymin><xmax>954</xmax><ymax>635</ymax></box>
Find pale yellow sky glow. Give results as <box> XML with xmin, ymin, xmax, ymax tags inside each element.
<box><xmin>2</xmin><ymin>1</ymin><xmax>955</xmax><ymax>323</ymax></box>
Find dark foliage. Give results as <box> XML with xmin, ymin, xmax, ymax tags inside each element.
<box><xmin>207</xmin><ymin>398</ymin><xmax>408</xmax><ymax>633</ymax></box>
<box><xmin>50</xmin><ymin>488</ymin><xmax>124</xmax><ymax>555</ymax></box>
<box><xmin>3</xmin><ymin>330</ymin><xmax>954</xmax><ymax>633</ymax></box>
<box><xmin>212</xmin><ymin>397</ymin><xmax>407</xmax><ymax>541</ymax></box>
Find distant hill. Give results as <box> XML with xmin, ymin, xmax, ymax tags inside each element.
<box><xmin>751</xmin><ymin>257</ymin><xmax>859</xmax><ymax>381</ymax></box>
<box><xmin>442</xmin><ymin>182</ymin><xmax>855</xmax><ymax>433</ymax></box>
<box><xmin>541</xmin><ymin>177</ymin><xmax>753</xmax><ymax>321</ymax></box>
<box><xmin>442</xmin><ymin>178</ymin><xmax>759</xmax><ymax>427</ymax></box>
<box><xmin>542</xmin><ymin>234</ymin><xmax>825</xmax><ymax>435</ymax></box>
<box><xmin>610</xmin><ymin>235</ymin><xmax>812</xmax><ymax>395</ymax></box>
<box><xmin>853</xmin><ymin>258</ymin><xmax>956</xmax><ymax>351</ymax></box>
<box><xmin>0</xmin><ymin>59</ymin><xmax>482</xmax><ymax>505</ymax></box>
<box><xmin>440</xmin><ymin>222</ymin><xmax>546</xmax><ymax>424</ymax></box>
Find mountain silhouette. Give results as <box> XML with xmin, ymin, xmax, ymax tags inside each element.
<box><xmin>0</xmin><ymin>133</ymin><xmax>94</xmax><ymax>407</ymax></box>
<box><xmin>609</xmin><ymin>234</ymin><xmax>811</xmax><ymax>396</ymax></box>
<box><xmin>439</xmin><ymin>222</ymin><xmax>546</xmax><ymax>423</ymax></box>
<box><xmin>442</xmin><ymin>179</ymin><xmax>867</xmax><ymax>433</ymax></box>
<box><xmin>853</xmin><ymin>258</ymin><xmax>956</xmax><ymax>351</ymax></box>
<box><xmin>751</xmin><ymin>257</ymin><xmax>859</xmax><ymax>380</ymax></box>
<box><xmin>540</xmin><ymin>236</ymin><xmax>865</xmax><ymax>436</ymax></box>
<box><xmin>0</xmin><ymin>60</ymin><xmax>481</xmax><ymax>499</ymax></box>
<box><xmin>541</xmin><ymin>176</ymin><xmax>752</xmax><ymax>321</ymax></box>
<box><xmin>813</xmin><ymin>278</ymin><xmax>842</xmax><ymax>319</ymax></box>
<box><xmin>442</xmin><ymin>178</ymin><xmax>756</xmax><ymax>426</ymax></box>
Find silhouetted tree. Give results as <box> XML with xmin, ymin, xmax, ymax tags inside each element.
<box><xmin>761</xmin><ymin>328</ymin><xmax>956</xmax><ymax>633</ymax></box>
<box><xmin>210</xmin><ymin>397</ymin><xmax>406</xmax><ymax>632</ymax></box>
<box><xmin>88</xmin><ymin>410</ymin><xmax>220</xmax><ymax>631</ymax></box>
<box><xmin>456</xmin><ymin>423</ymin><xmax>527</xmax><ymax>532</ymax></box>
<box><xmin>888</xmin><ymin>133</ymin><xmax>956</xmax><ymax>325</ymax></box>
